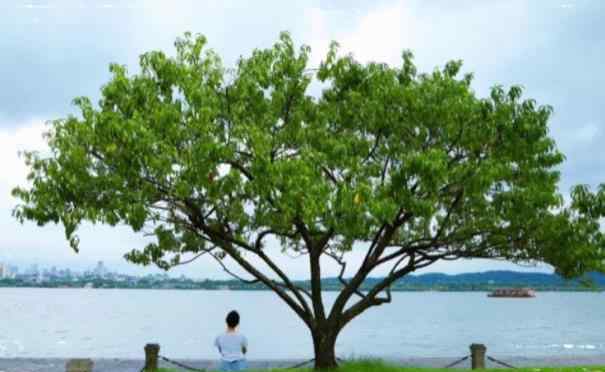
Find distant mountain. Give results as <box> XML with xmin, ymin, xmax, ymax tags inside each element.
<box><xmin>360</xmin><ymin>270</ymin><xmax>605</xmax><ymax>289</ymax></box>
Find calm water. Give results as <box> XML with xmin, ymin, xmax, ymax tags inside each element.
<box><xmin>0</xmin><ymin>289</ymin><xmax>603</xmax><ymax>359</ymax></box>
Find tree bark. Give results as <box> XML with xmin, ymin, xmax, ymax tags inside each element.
<box><xmin>311</xmin><ymin>326</ymin><xmax>339</xmax><ymax>370</ymax></box>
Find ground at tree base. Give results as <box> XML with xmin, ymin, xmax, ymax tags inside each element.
<box><xmin>2</xmin><ymin>357</ymin><xmax>605</xmax><ymax>372</ymax></box>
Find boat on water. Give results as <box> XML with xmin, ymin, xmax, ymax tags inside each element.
<box><xmin>488</xmin><ymin>288</ymin><xmax>536</xmax><ymax>298</ymax></box>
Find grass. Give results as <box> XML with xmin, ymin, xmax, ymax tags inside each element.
<box><xmin>156</xmin><ymin>359</ymin><xmax>605</xmax><ymax>372</ymax></box>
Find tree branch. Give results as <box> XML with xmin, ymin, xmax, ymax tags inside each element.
<box><xmin>210</xmin><ymin>252</ymin><xmax>261</xmax><ymax>284</ymax></box>
<box><xmin>328</xmin><ymin>211</ymin><xmax>410</xmax><ymax>322</ymax></box>
<box><xmin>295</xmin><ymin>219</ymin><xmax>328</xmax><ymax>321</ymax></box>
<box><xmin>362</xmin><ymin>132</ymin><xmax>382</xmax><ymax>164</ymax></box>
<box><xmin>325</xmin><ymin>249</ymin><xmax>366</xmax><ymax>300</ymax></box>
<box><xmin>321</xmin><ymin>166</ymin><xmax>339</xmax><ymax>184</ymax></box>
<box><xmin>180</xmin><ymin>203</ymin><xmax>313</xmax><ymax>325</ymax></box>
<box><xmin>166</xmin><ymin>250</ymin><xmax>212</xmax><ymax>268</ymax></box>
<box><xmin>338</xmin><ymin>254</ymin><xmax>418</xmax><ymax>328</ymax></box>
<box><xmin>225</xmin><ymin>160</ymin><xmax>254</xmax><ymax>180</ymax></box>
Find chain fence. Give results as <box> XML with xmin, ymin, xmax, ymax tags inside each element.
<box><xmin>138</xmin><ymin>355</ymin><xmax>206</xmax><ymax>372</ymax></box>
<box><xmin>442</xmin><ymin>355</ymin><xmax>469</xmax><ymax>368</ymax></box>
<box><xmin>287</xmin><ymin>356</ymin><xmax>344</xmax><ymax>369</ymax></box>
<box><xmin>139</xmin><ymin>355</ymin><xmax>343</xmax><ymax>371</ymax></box>
<box><xmin>287</xmin><ymin>358</ymin><xmax>316</xmax><ymax>369</ymax></box>
<box><xmin>487</xmin><ymin>355</ymin><xmax>516</xmax><ymax>368</ymax></box>
<box><xmin>438</xmin><ymin>354</ymin><xmax>516</xmax><ymax>369</ymax></box>
<box><xmin>160</xmin><ymin>355</ymin><xmax>207</xmax><ymax>371</ymax></box>
<box><xmin>139</xmin><ymin>353</ymin><xmax>515</xmax><ymax>371</ymax></box>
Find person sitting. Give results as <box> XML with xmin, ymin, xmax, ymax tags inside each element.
<box><xmin>214</xmin><ymin>310</ymin><xmax>248</xmax><ymax>371</ymax></box>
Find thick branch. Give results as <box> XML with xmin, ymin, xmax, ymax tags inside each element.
<box><xmin>184</xmin><ymin>211</ymin><xmax>312</xmax><ymax>325</ymax></box>
<box><xmin>214</xmin><ymin>236</ymin><xmax>312</xmax><ymax>326</ymax></box>
<box><xmin>338</xmin><ymin>256</ymin><xmax>417</xmax><ymax>327</ymax></box>
<box><xmin>309</xmin><ymin>249</ymin><xmax>327</xmax><ymax>321</ymax></box>
<box><xmin>255</xmin><ymin>247</ymin><xmax>314</xmax><ymax>316</ymax></box>
<box><xmin>329</xmin><ymin>207</ymin><xmax>413</xmax><ymax>320</ymax></box>
<box><xmin>295</xmin><ymin>220</ymin><xmax>327</xmax><ymax>322</ymax></box>
<box><xmin>325</xmin><ymin>249</ymin><xmax>366</xmax><ymax>301</ymax></box>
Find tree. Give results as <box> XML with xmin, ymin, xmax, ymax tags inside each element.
<box><xmin>13</xmin><ymin>32</ymin><xmax>605</xmax><ymax>369</ymax></box>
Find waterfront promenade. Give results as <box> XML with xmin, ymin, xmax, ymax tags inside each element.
<box><xmin>2</xmin><ymin>355</ymin><xmax>605</xmax><ymax>372</ymax></box>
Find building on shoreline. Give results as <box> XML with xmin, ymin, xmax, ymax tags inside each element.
<box><xmin>0</xmin><ymin>262</ymin><xmax>16</xmax><ymax>279</ymax></box>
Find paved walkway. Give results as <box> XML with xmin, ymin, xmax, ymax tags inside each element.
<box><xmin>1</xmin><ymin>356</ymin><xmax>605</xmax><ymax>371</ymax></box>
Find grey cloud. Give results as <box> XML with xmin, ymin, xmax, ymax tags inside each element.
<box><xmin>0</xmin><ymin>0</ymin><xmax>316</xmax><ymax>125</ymax></box>
<box><xmin>506</xmin><ymin>1</ymin><xmax>605</xmax><ymax>191</ymax></box>
<box><xmin>406</xmin><ymin>0</ymin><xmax>605</xmax><ymax>191</ymax></box>
<box><xmin>0</xmin><ymin>2</ymin><xmax>135</xmax><ymax>124</ymax></box>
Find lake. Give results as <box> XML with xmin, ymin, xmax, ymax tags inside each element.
<box><xmin>0</xmin><ymin>289</ymin><xmax>603</xmax><ymax>360</ymax></box>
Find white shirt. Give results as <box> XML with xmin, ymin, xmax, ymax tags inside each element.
<box><xmin>214</xmin><ymin>332</ymin><xmax>248</xmax><ymax>362</ymax></box>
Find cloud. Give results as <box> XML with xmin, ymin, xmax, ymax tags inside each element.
<box><xmin>304</xmin><ymin>0</ymin><xmax>541</xmax><ymax>102</ymax></box>
<box><xmin>306</xmin><ymin>2</ymin><xmax>412</xmax><ymax>67</ymax></box>
<box><xmin>0</xmin><ymin>4</ymin><xmax>133</xmax><ymax>124</ymax></box>
<box><xmin>22</xmin><ymin>4</ymin><xmax>54</xmax><ymax>9</ymax></box>
<box><xmin>339</xmin><ymin>4</ymin><xmax>408</xmax><ymax>64</ymax></box>
<box><xmin>0</xmin><ymin>118</ymin><xmax>48</xmax><ymax>209</ymax></box>
<box><xmin>0</xmin><ymin>119</ymin><xmax>148</xmax><ymax>273</ymax></box>
<box><xmin>306</xmin><ymin>3</ymin><xmax>407</xmax><ymax>68</ymax></box>
<box><xmin>565</xmin><ymin>122</ymin><xmax>600</xmax><ymax>147</ymax></box>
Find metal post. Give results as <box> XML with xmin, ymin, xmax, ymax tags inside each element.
<box><xmin>144</xmin><ymin>343</ymin><xmax>160</xmax><ymax>372</ymax></box>
<box><xmin>65</xmin><ymin>358</ymin><xmax>93</xmax><ymax>372</ymax></box>
<box><xmin>470</xmin><ymin>343</ymin><xmax>487</xmax><ymax>369</ymax></box>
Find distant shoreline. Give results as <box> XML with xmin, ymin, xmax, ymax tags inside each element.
<box><xmin>1</xmin><ymin>270</ymin><xmax>603</xmax><ymax>291</ymax></box>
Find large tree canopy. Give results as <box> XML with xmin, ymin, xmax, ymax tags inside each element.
<box><xmin>13</xmin><ymin>32</ymin><xmax>605</xmax><ymax>368</ymax></box>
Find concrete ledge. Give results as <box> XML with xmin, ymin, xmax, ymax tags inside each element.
<box><xmin>1</xmin><ymin>356</ymin><xmax>605</xmax><ymax>371</ymax></box>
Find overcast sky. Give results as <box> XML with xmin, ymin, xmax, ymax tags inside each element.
<box><xmin>0</xmin><ymin>0</ymin><xmax>603</xmax><ymax>279</ymax></box>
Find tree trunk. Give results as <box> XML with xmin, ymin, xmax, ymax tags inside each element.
<box><xmin>312</xmin><ymin>327</ymin><xmax>339</xmax><ymax>370</ymax></box>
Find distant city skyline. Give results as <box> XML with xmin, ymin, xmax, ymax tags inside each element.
<box><xmin>0</xmin><ymin>258</ymin><xmax>176</xmax><ymax>277</ymax></box>
<box><xmin>0</xmin><ymin>259</ymin><xmax>183</xmax><ymax>280</ymax></box>
<box><xmin>0</xmin><ymin>256</ymin><xmax>553</xmax><ymax>281</ymax></box>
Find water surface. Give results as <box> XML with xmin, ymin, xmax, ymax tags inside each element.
<box><xmin>0</xmin><ymin>289</ymin><xmax>603</xmax><ymax>359</ymax></box>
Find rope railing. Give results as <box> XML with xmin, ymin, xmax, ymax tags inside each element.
<box><xmin>287</xmin><ymin>358</ymin><xmax>316</xmax><ymax>369</ymax></box>
<box><xmin>139</xmin><ymin>355</ymin><xmax>336</xmax><ymax>371</ymax></box>
<box><xmin>154</xmin><ymin>354</ymin><xmax>513</xmax><ymax>370</ymax></box>
<box><xmin>159</xmin><ymin>355</ymin><xmax>207</xmax><ymax>371</ymax></box>
<box><xmin>442</xmin><ymin>355</ymin><xmax>470</xmax><ymax>368</ymax></box>
<box><xmin>487</xmin><ymin>355</ymin><xmax>516</xmax><ymax>369</ymax></box>
<box><xmin>139</xmin><ymin>342</ymin><xmax>518</xmax><ymax>371</ymax></box>
<box><xmin>287</xmin><ymin>357</ymin><xmax>344</xmax><ymax>369</ymax></box>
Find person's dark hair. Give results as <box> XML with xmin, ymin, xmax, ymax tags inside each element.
<box><xmin>226</xmin><ymin>310</ymin><xmax>240</xmax><ymax>328</ymax></box>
